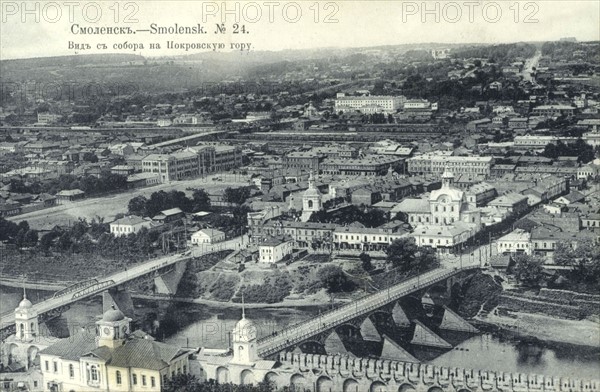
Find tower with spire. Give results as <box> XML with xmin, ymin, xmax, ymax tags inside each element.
<box><xmin>302</xmin><ymin>171</ymin><xmax>322</xmax><ymax>222</ymax></box>
<box><xmin>231</xmin><ymin>294</ymin><xmax>258</xmax><ymax>365</ymax></box>
<box><xmin>15</xmin><ymin>286</ymin><xmax>38</xmax><ymax>342</ymax></box>
<box><xmin>441</xmin><ymin>166</ymin><xmax>455</xmax><ymax>188</ymax></box>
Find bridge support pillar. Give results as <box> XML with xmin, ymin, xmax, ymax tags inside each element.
<box><xmin>104</xmin><ymin>289</ymin><xmax>134</xmax><ymax>319</ymax></box>
<box><xmin>154</xmin><ymin>260</ymin><xmax>187</xmax><ymax>295</ymax></box>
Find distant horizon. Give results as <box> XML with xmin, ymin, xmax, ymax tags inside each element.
<box><xmin>1</xmin><ymin>0</ymin><xmax>598</xmax><ymax>60</ymax></box>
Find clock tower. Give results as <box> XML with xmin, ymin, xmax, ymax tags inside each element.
<box><xmin>95</xmin><ymin>306</ymin><xmax>131</xmax><ymax>349</ymax></box>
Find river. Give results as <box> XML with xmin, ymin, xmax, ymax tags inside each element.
<box><xmin>1</xmin><ymin>286</ymin><xmax>598</xmax><ymax>380</ymax></box>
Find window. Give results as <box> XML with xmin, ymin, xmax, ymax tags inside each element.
<box><xmin>116</xmin><ymin>371</ymin><xmax>122</xmax><ymax>385</ymax></box>
<box><xmin>132</xmin><ymin>374</ymin><xmax>137</xmax><ymax>385</ymax></box>
<box><xmin>90</xmin><ymin>365</ymin><xmax>98</xmax><ymax>382</ymax></box>
<box><xmin>142</xmin><ymin>375</ymin><xmax>147</xmax><ymax>386</ymax></box>
<box><xmin>69</xmin><ymin>364</ymin><xmax>74</xmax><ymax>378</ymax></box>
<box><xmin>45</xmin><ymin>361</ymin><xmax>49</xmax><ymax>371</ymax></box>
<box><xmin>151</xmin><ymin>377</ymin><xmax>156</xmax><ymax>388</ymax></box>
<box><xmin>53</xmin><ymin>362</ymin><xmax>58</xmax><ymax>373</ymax></box>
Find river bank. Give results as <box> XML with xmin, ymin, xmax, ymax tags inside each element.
<box><xmin>476</xmin><ymin>311</ymin><xmax>600</xmax><ymax>348</ymax></box>
<box><xmin>131</xmin><ymin>293</ymin><xmax>349</xmax><ymax>309</ymax></box>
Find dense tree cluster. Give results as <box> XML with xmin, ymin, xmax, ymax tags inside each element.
<box><xmin>0</xmin><ymin>218</ymin><xmax>37</xmax><ymax>248</ymax></box>
<box><xmin>541</xmin><ymin>139</ymin><xmax>595</xmax><ymax>163</ymax></box>
<box><xmin>203</xmin><ymin>205</ymin><xmax>252</xmax><ymax>236</ymax></box>
<box><xmin>237</xmin><ymin>271</ymin><xmax>294</xmax><ymax>303</ymax></box>
<box><xmin>318</xmin><ymin>264</ymin><xmax>355</xmax><ymax>293</ymax></box>
<box><xmin>359</xmin><ymin>252</ymin><xmax>374</xmax><ymax>272</ymax></box>
<box><xmin>385</xmin><ymin>238</ymin><xmax>439</xmax><ymax>273</ymax></box>
<box><xmin>8</xmin><ymin>172</ymin><xmax>128</xmax><ymax>196</ymax></box>
<box><xmin>309</xmin><ymin>205</ymin><xmax>386</xmax><ymax>228</ymax></box>
<box><xmin>542</xmin><ymin>41</ymin><xmax>600</xmax><ymax>65</ymax></box>
<box><xmin>452</xmin><ymin>43</ymin><xmax>537</xmax><ymax>64</ymax></box>
<box><xmin>0</xmin><ymin>152</ymin><xmax>28</xmax><ymax>174</ymax></box>
<box><xmin>510</xmin><ymin>254</ymin><xmax>545</xmax><ymax>287</ymax></box>
<box><xmin>223</xmin><ymin>186</ymin><xmax>253</xmax><ymax>205</ymax></box>
<box><xmin>128</xmin><ymin>189</ymin><xmax>210</xmax><ymax>217</ymax></box>
<box><xmin>36</xmin><ymin>218</ymin><xmax>157</xmax><ymax>260</ymax></box>
<box><xmin>554</xmin><ymin>239</ymin><xmax>600</xmax><ymax>287</ymax></box>
<box><xmin>360</xmin><ymin>113</ymin><xmax>395</xmax><ymax>124</ymax></box>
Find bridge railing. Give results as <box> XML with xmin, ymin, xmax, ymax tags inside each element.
<box><xmin>257</xmin><ymin>264</ymin><xmax>480</xmax><ymax>354</ymax></box>
<box><xmin>53</xmin><ymin>278</ymin><xmax>99</xmax><ymax>299</ymax></box>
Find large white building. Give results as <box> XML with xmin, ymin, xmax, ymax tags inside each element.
<box><xmin>142</xmin><ymin>151</ymin><xmax>203</xmax><ymax>183</ymax></box>
<box><xmin>409</xmin><ymin>170</ymin><xmax>482</xmax><ymax>251</ymax></box>
<box><xmin>110</xmin><ymin>216</ymin><xmax>152</xmax><ymax>237</ymax></box>
<box><xmin>334</xmin><ymin>94</ymin><xmax>406</xmax><ymax>114</ymax></box>
<box><xmin>141</xmin><ymin>144</ymin><xmax>240</xmax><ymax>183</ymax></box>
<box><xmin>259</xmin><ymin>237</ymin><xmax>294</xmax><ymax>263</ymax></box>
<box><xmin>583</xmin><ymin>130</ymin><xmax>600</xmax><ymax>147</ymax></box>
<box><xmin>403</xmin><ymin>99</ymin><xmax>437</xmax><ymax>111</ymax></box>
<box><xmin>39</xmin><ymin>307</ymin><xmax>189</xmax><ymax>392</ymax></box>
<box><xmin>514</xmin><ymin>135</ymin><xmax>577</xmax><ymax>149</ymax></box>
<box><xmin>497</xmin><ymin>229</ymin><xmax>533</xmax><ymax>255</ymax></box>
<box><xmin>191</xmin><ymin>228</ymin><xmax>225</xmax><ymax>244</ymax></box>
<box><xmin>407</xmin><ymin>154</ymin><xmax>494</xmax><ymax>177</ymax></box>
<box><xmin>531</xmin><ymin>105</ymin><xmax>575</xmax><ymax>117</ymax></box>
<box><xmin>333</xmin><ymin>227</ymin><xmax>407</xmax><ymax>251</ymax></box>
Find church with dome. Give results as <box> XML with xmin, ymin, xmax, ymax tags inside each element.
<box><xmin>37</xmin><ymin>304</ymin><xmax>189</xmax><ymax>392</ymax></box>
<box><xmin>398</xmin><ymin>168</ymin><xmax>483</xmax><ymax>252</ymax></box>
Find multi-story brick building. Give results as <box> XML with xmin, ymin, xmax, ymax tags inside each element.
<box><xmin>321</xmin><ymin>156</ymin><xmax>404</xmax><ymax>176</ymax></box>
<box><xmin>142</xmin><ymin>151</ymin><xmax>202</xmax><ymax>183</ymax></box>
<box><xmin>282</xmin><ymin>151</ymin><xmax>325</xmax><ymax>173</ymax></box>
<box><xmin>407</xmin><ymin>154</ymin><xmax>494</xmax><ymax>178</ymax></box>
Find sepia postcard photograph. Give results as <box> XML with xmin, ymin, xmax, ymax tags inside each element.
<box><xmin>0</xmin><ymin>0</ymin><xmax>599</xmax><ymax>391</ymax></box>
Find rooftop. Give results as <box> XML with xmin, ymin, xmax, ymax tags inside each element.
<box><xmin>111</xmin><ymin>215</ymin><xmax>148</xmax><ymax>226</ymax></box>
<box><xmin>498</xmin><ymin>228</ymin><xmax>531</xmax><ymax>242</ymax></box>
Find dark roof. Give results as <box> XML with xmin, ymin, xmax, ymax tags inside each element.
<box><xmin>41</xmin><ymin>332</ymin><xmax>187</xmax><ymax>371</ymax></box>
<box><xmin>86</xmin><ymin>338</ymin><xmax>187</xmax><ymax>370</ymax></box>
<box><xmin>39</xmin><ymin>331</ymin><xmax>96</xmax><ymax>361</ymax></box>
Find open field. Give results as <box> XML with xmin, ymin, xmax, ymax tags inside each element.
<box><xmin>8</xmin><ymin>173</ymin><xmax>251</xmax><ymax>229</ymax></box>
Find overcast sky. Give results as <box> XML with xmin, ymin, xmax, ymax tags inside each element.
<box><xmin>1</xmin><ymin>0</ymin><xmax>599</xmax><ymax>59</ymax></box>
